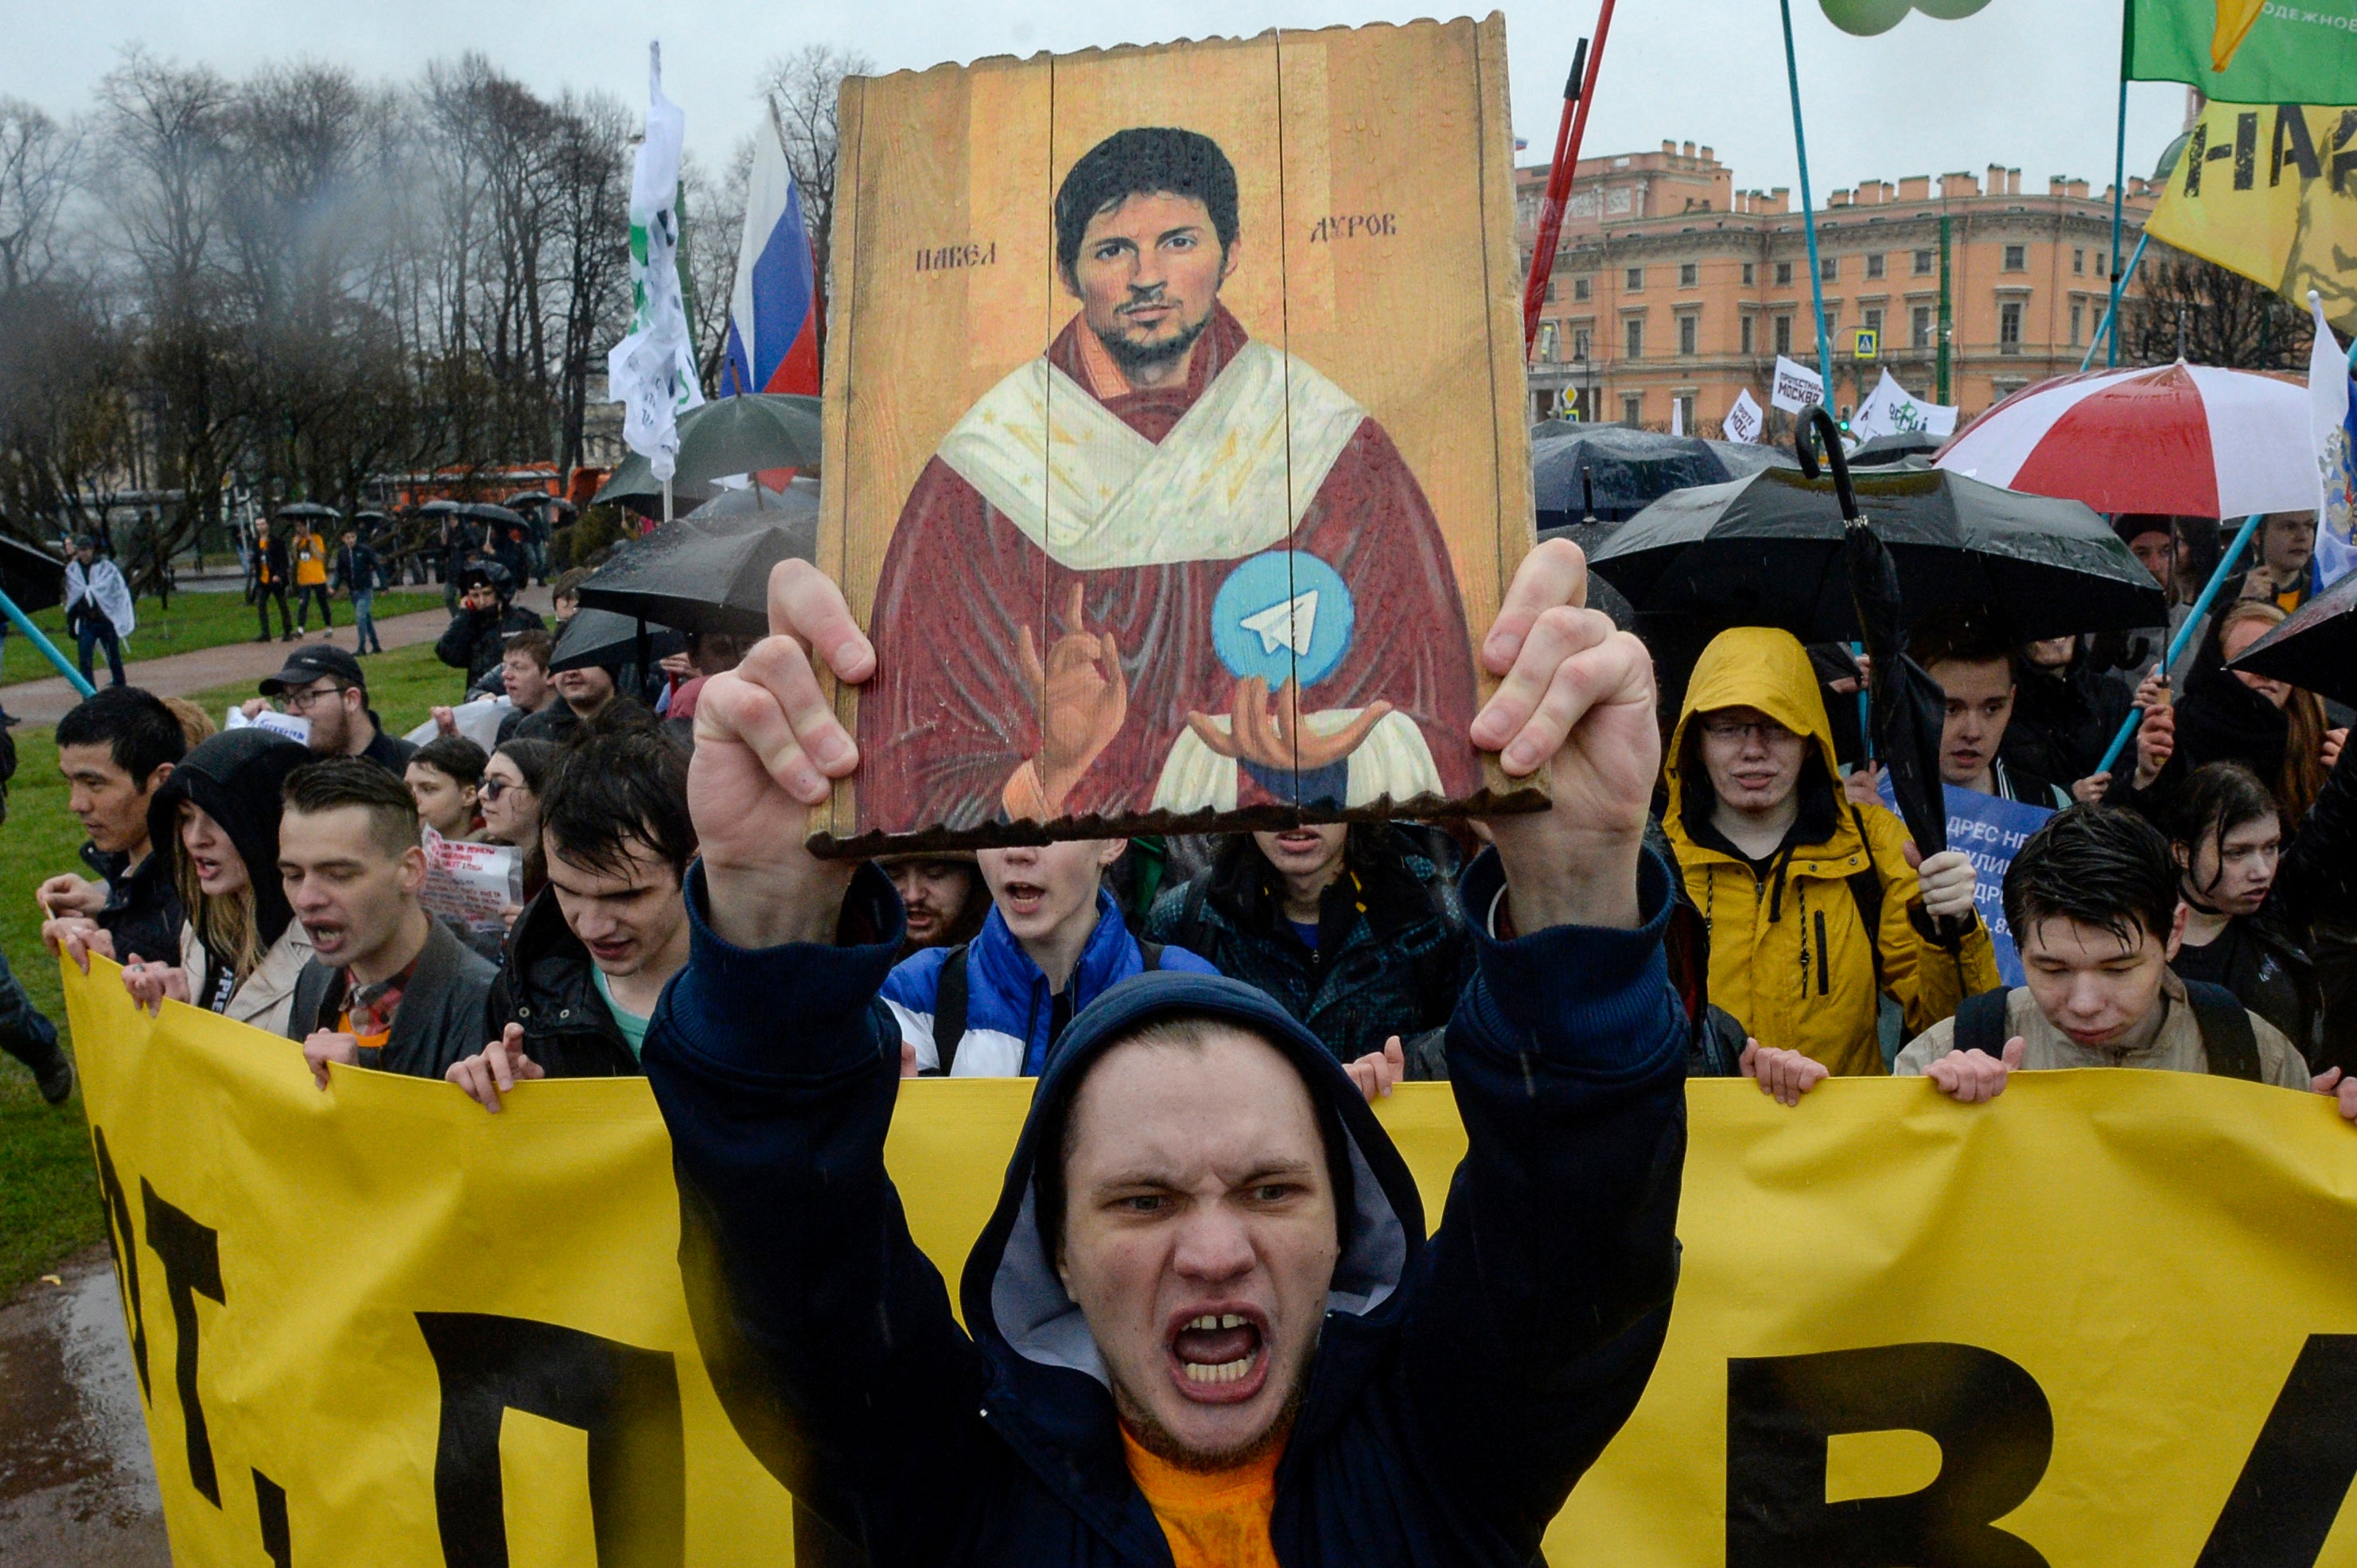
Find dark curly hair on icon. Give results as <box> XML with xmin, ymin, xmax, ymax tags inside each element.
<box><xmin>1054</xmin><ymin>126</ymin><xmax>1239</xmax><ymax>285</ymax></box>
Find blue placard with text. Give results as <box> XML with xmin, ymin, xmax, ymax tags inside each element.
<box><xmin>1877</xmin><ymin>776</ymin><xmax>2053</xmax><ymax>987</ymax></box>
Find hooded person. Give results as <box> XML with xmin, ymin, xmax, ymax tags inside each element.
<box><xmin>640</xmin><ymin>543</ymin><xmax>1686</xmax><ymax>1568</ymax></box>
<box><xmin>1663</xmin><ymin>626</ymin><xmax>1998</xmax><ymax>1077</ymax></box>
<box><xmin>434</xmin><ymin>561</ymin><xmax>546</xmax><ymax>695</ymax></box>
<box><xmin>124</xmin><ymin>729</ymin><xmax>317</xmax><ymax>1034</ymax></box>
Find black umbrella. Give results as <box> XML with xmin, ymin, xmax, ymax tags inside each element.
<box><xmin>0</xmin><ymin>535</ymin><xmax>66</xmax><ymax>614</ymax></box>
<box><xmin>575</xmin><ymin>513</ymin><xmax>815</xmax><ymax>637</ymax></box>
<box><xmin>547</xmin><ymin>607</ymin><xmax>686</xmax><ymax>673</ymax></box>
<box><xmin>594</xmin><ymin>393</ymin><xmax>824</xmax><ymax>505</ymax></box>
<box><xmin>500</xmin><ymin>491</ymin><xmax>558</xmax><ymax>511</ymax></box>
<box><xmin>1847</xmin><ymin>430</ymin><xmax>1947</xmax><ymax>468</ymax></box>
<box><xmin>416</xmin><ymin>499</ymin><xmax>461</xmax><ymax>516</ymax></box>
<box><xmin>1531</xmin><ymin>426</ymin><xmax>1732</xmax><ymax>524</ymax></box>
<box><xmin>681</xmin><ymin>478</ymin><xmax>820</xmax><ymax>524</ymax></box>
<box><xmin>1588</xmin><ymin>461</ymin><xmax>2166</xmax><ymax>644</ymax></box>
<box><xmin>1536</xmin><ymin>524</ymin><xmax>1636</xmax><ymax>629</ymax></box>
<box><xmin>2227</xmin><ymin>567</ymin><xmax>2357</xmax><ymax>708</ymax></box>
<box><xmin>274</xmin><ymin>501</ymin><xmax>342</xmax><ymax>520</ymax></box>
<box><xmin>1708</xmin><ymin>439</ymin><xmax>1804</xmax><ymax>477</ymax></box>
<box><xmin>452</xmin><ymin>503</ymin><xmax>528</xmax><ymax>527</ymax></box>
<box><xmin>1796</xmin><ymin>406</ymin><xmax>1948</xmax><ymax>858</ymax></box>
<box><xmin>591</xmin><ymin>466</ymin><xmax>719</xmax><ymax>515</ymax></box>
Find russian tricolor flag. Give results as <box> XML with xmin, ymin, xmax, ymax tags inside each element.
<box><xmin>721</xmin><ymin>116</ymin><xmax>821</xmax><ymax>399</ymax></box>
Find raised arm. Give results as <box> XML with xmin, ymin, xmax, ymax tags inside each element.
<box><xmin>640</xmin><ymin>562</ymin><xmax>993</xmax><ymax>1561</ymax></box>
<box><xmin>1403</xmin><ymin>539</ymin><xmax>1690</xmax><ymax>1552</ymax></box>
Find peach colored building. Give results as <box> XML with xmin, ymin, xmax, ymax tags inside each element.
<box><xmin>1518</xmin><ymin>142</ymin><xmax>2160</xmax><ymax>435</ymax></box>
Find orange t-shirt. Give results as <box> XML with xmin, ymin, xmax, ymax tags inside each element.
<box><xmin>1120</xmin><ymin>1428</ymin><xmax>1283</xmax><ymax>1568</ymax></box>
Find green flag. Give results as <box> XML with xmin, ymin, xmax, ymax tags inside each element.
<box><xmin>2126</xmin><ymin>0</ymin><xmax>2357</xmax><ymax>103</ymax></box>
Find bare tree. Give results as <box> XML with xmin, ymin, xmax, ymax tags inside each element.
<box><xmin>2122</xmin><ymin>250</ymin><xmax>2314</xmax><ymax>372</ymax></box>
<box><xmin>0</xmin><ymin>99</ymin><xmax>80</xmax><ymax>294</ymax></box>
<box><xmin>685</xmin><ymin>140</ymin><xmax>751</xmax><ymax>391</ymax></box>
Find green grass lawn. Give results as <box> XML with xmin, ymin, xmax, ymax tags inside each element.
<box><xmin>0</xmin><ymin>642</ymin><xmax>472</xmax><ymax>1294</ymax></box>
<box><xmin>2</xmin><ymin>588</ymin><xmax>444</xmax><ymax>687</ymax></box>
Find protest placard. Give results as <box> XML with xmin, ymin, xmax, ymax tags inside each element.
<box><xmin>1881</xmin><ymin>773</ymin><xmax>2052</xmax><ymax>985</ymax></box>
<box><xmin>1723</xmin><ymin>387</ymin><xmax>1764</xmax><ymax>445</ymax></box>
<box><xmin>816</xmin><ymin>18</ymin><xmax>1541</xmax><ymax>851</ymax></box>
<box><xmin>418</xmin><ymin>827</ymin><xmax>520</xmax><ymax>929</ymax></box>
<box><xmin>1769</xmin><ymin>354</ymin><xmax>1826</xmax><ymax>414</ymax></box>
<box><xmin>226</xmin><ymin>707</ymin><xmax>309</xmax><ymax>745</ymax></box>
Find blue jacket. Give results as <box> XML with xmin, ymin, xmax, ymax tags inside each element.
<box><xmin>643</xmin><ymin>849</ymin><xmax>1688</xmax><ymax>1567</ymax></box>
<box><xmin>880</xmin><ymin>889</ymin><xmax>1217</xmax><ymax>1075</ymax></box>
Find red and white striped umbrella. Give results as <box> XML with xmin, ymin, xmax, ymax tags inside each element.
<box><xmin>1934</xmin><ymin>362</ymin><xmax>2316</xmax><ymax>519</ymax></box>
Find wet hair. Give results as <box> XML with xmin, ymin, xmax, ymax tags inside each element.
<box><xmin>492</xmin><ymin>737</ymin><xmax>557</xmax><ymax>795</ymax></box>
<box><xmin>539</xmin><ymin>730</ymin><xmax>695</xmax><ymax>883</ymax></box>
<box><xmin>55</xmin><ymin>686</ymin><xmax>186</xmax><ymax>784</ymax></box>
<box><xmin>1907</xmin><ymin>601</ymin><xmax>2013</xmax><ymax>674</ymax></box>
<box><xmin>282</xmin><ymin>757</ymin><xmax>421</xmax><ymax>860</ymax></box>
<box><xmin>2217</xmin><ymin>600</ymin><xmax>2328</xmax><ymax>822</ymax></box>
<box><xmin>2167</xmin><ymin>762</ymin><xmax>2281</xmax><ymax>899</ymax></box>
<box><xmin>1033</xmin><ymin>1015</ymin><xmax>1355</xmax><ymax>1266</ymax></box>
<box><xmin>504</xmin><ymin>628</ymin><xmax>554</xmax><ymax>671</ymax></box>
<box><xmin>161</xmin><ymin>696</ymin><xmax>218</xmax><ymax>749</ymax></box>
<box><xmin>410</xmin><ymin>734</ymin><xmax>488</xmax><ymax>790</ymax></box>
<box><xmin>550</xmin><ymin>566</ymin><xmax>593</xmax><ymax>606</ymax></box>
<box><xmin>1054</xmin><ymin>127</ymin><xmax>1239</xmax><ymax>284</ymax></box>
<box><xmin>2002</xmin><ymin>804</ymin><xmax>2180</xmax><ymax>952</ymax></box>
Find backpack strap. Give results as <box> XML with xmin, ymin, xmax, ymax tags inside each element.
<box><xmin>1952</xmin><ymin>988</ymin><xmax>2012</xmax><ymax>1061</ymax></box>
<box><xmin>1137</xmin><ymin>940</ymin><xmax>1164</xmax><ymax>973</ymax></box>
<box><xmin>2180</xmin><ymin>979</ymin><xmax>2262</xmax><ymax>1082</ymax></box>
<box><xmin>926</xmin><ymin>944</ymin><xmax>970</xmax><ymax>1077</ymax></box>
<box><xmin>1845</xmin><ymin>867</ymin><xmax>1887</xmax><ymax>998</ymax></box>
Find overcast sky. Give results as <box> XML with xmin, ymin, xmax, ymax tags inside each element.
<box><xmin>12</xmin><ymin>0</ymin><xmax>2190</xmax><ymax>203</ymax></box>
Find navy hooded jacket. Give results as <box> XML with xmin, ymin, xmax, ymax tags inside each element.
<box><xmin>643</xmin><ymin>846</ymin><xmax>1688</xmax><ymax>1566</ymax></box>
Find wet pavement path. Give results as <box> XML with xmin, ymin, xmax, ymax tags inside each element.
<box><xmin>0</xmin><ymin>1249</ymin><xmax>169</xmax><ymax>1565</ymax></box>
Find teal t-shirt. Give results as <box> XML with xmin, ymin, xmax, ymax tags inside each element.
<box><xmin>593</xmin><ymin>969</ymin><xmax>651</xmax><ymax>1060</ymax></box>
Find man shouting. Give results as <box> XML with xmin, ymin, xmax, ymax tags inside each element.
<box><xmin>858</xmin><ymin>126</ymin><xmax>1480</xmax><ymax>834</ymax></box>
<box><xmin>644</xmin><ymin>539</ymin><xmax>1686</xmax><ymax>1566</ymax></box>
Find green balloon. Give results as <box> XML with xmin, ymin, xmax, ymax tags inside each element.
<box><xmin>1818</xmin><ymin>0</ymin><xmax>1992</xmax><ymax>35</ymax></box>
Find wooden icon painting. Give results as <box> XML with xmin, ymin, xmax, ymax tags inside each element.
<box><xmin>816</xmin><ymin>15</ymin><xmax>1539</xmax><ymax>851</ymax></box>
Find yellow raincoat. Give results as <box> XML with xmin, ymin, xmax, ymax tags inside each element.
<box><xmin>1663</xmin><ymin>627</ymin><xmax>1998</xmax><ymax>1076</ymax></box>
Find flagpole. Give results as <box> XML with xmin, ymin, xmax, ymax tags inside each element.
<box><xmin>1777</xmin><ymin>0</ymin><xmax>1834</xmax><ymax>397</ymax></box>
<box><xmin>2106</xmin><ymin>65</ymin><xmax>2129</xmax><ymax>367</ymax></box>
<box><xmin>2083</xmin><ymin>228</ymin><xmax>2150</xmax><ymax>371</ymax></box>
<box><xmin>0</xmin><ymin>588</ymin><xmax>94</xmax><ymax>698</ymax></box>
<box><xmin>1520</xmin><ymin>2</ymin><xmax>1618</xmax><ymax>356</ymax></box>
<box><xmin>2093</xmin><ymin>511</ymin><xmax>2263</xmax><ymax>776</ymax></box>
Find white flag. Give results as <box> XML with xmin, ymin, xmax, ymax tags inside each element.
<box><xmin>1724</xmin><ymin>389</ymin><xmax>1764</xmax><ymax>445</ymax></box>
<box><xmin>1670</xmin><ymin>397</ymin><xmax>1684</xmax><ymax>437</ymax></box>
<box><xmin>1769</xmin><ymin>356</ymin><xmax>1826</xmax><ymax>414</ymax></box>
<box><xmin>1853</xmin><ymin>367</ymin><xmax>1959</xmax><ymax>442</ymax></box>
<box><xmin>606</xmin><ymin>42</ymin><xmax>705</xmax><ymax>483</ymax></box>
<box><xmin>2309</xmin><ymin>290</ymin><xmax>2355</xmax><ymax>589</ymax></box>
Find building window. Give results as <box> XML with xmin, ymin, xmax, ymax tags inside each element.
<box><xmin>2070</xmin><ymin>301</ymin><xmax>2083</xmax><ymax>346</ymax></box>
<box><xmin>2000</xmin><ymin>300</ymin><xmax>2023</xmax><ymax>353</ymax></box>
<box><xmin>1545</xmin><ymin>279</ymin><xmax>1558</xmax><ymax>302</ymax></box>
<box><xmin>1775</xmin><ymin>314</ymin><xmax>1793</xmax><ymax>355</ymax></box>
<box><xmin>1776</xmin><ymin>259</ymin><xmax>1794</xmax><ymax>286</ymax></box>
<box><xmin>1741</xmin><ymin>315</ymin><xmax>1756</xmax><ymax>354</ymax></box>
<box><xmin>1863</xmin><ymin>307</ymin><xmax>1883</xmax><ymax>341</ymax></box>
<box><xmin>1913</xmin><ymin>249</ymin><xmax>1935</xmax><ymax>275</ymax></box>
<box><xmin>1676</xmin><ymin>394</ymin><xmax>1697</xmax><ymax>431</ymax></box>
<box><xmin>1626</xmin><ymin>266</ymin><xmax>1645</xmax><ymax>292</ymax></box>
<box><xmin>1912</xmin><ymin>305</ymin><xmax>1933</xmax><ymax>348</ymax></box>
<box><xmin>1572</xmin><ymin>326</ymin><xmax>1591</xmax><ymax>361</ymax></box>
<box><xmin>1742</xmin><ymin>262</ymin><xmax>1756</xmax><ymax>286</ymax></box>
<box><xmin>1625</xmin><ymin>316</ymin><xmax>1645</xmax><ymax>359</ymax></box>
<box><xmin>1538</xmin><ymin>322</ymin><xmax>1558</xmax><ymax>362</ymax></box>
<box><xmin>2072</xmin><ymin>247</ymin><xmax>2086</xmax><ymax>274</ymax></box>
<box><xmin>1573</xmin><ymin>276</ymin><xmax>1592</xmax><ymax>302</ymax></box>
<box><xmin>2002</xmin><ymin>244</ymin><xmax>2027</xmax><ymax>271</ymax></box>
<box><xmin>1865</xmin><ymin>253</ymin><xmax>1886</xmax><ymax>280</ymax></box>
<box><xmin>1678</xmin><ymin>313</ymin><xmax>1698</xmax><ymax>356</ymax></box>
<box><xmin>1679</xmin><ymin>261</ymin><xmax>1698</xmax><ymax>287</ymax></box>
<box><xmin>2095</xmin><ymin>252</ymin><xmax>2106</xmax><ymax>278</ymax></box>
<box><xmin>1622</xmin><ymin>392</ymin><xmax>1645</xmax><ymax>426</ymax></box>
<box><xmin>1820</xmin><ymin>255</ymin><xmax>1838</xmax><ymax>282</ymax></box>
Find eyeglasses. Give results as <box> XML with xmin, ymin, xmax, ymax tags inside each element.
<box><xmin>480</xmin><ymin>776</ymin><xmax>523</xmax><ymax>801</ymax></box>
<box><xmin>1698</xmin><ymin>717</ymin><xmax>1791</xmax><ymax>745</ymax></box>
<box><xmin>282</xmin><ymin>681</ymin><xmax>347</xmax><ymax>713</ymax></box>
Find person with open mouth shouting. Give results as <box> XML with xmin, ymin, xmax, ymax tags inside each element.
<box><xmin>640</xmin><ymin>537</ymin><xmax>1686</xmax><ymax>1567</ymax></box>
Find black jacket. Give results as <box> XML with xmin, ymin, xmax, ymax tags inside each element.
<box><xmin>2002</xmin><ymin>656</ymin><xmax>2132</xmax><ymax>788</ymax></box>
<box><xmin>284</xmin><ymin>916</ymin><xmax>498</xmax><ymax>1080</ymax></box>
<box><xmin>255</xmin><ymin>535</ymin><xmax>291</xmax><ymax>589</ymax></box>
<box><xmin>483</xmin><ymin>888</ymin><xmax>641</xmax><ymax>1079</ymax></box>
<box><xmin>436</xmin><ymin>602</ymin><xmax>546</xmax><ymax>691</ymax></box>
<box><xmin>644</xmin><ymin>851</ymin><xmax>1687</xmax><ymax>1567</ymax></box>
<box><xmin>333</xmin><ymin>543</ymin><xmax>379</xmax><ymax>594</ymax></box>
<box><xmin>81</xmin><ymin>841</ymin><xmax>185</xmax><ymax>967</ymax></box>
<box><xmin>1142</xmin><ymin>825</ymin><xmax>1472</xmax><ymax>1066</ymax></box>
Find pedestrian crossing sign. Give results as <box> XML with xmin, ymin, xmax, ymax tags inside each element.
<box><xmin>1852</xmin><ymin>326</ymin><xmax>1879</xmax><ymax>359</ymax></box>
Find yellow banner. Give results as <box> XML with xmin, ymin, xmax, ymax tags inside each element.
<box><xmin>2147</xmin><ymin>100</ymin><xmax>2357</xmax><ymax>333</ymax></box>
<box><xmin>63</xmin><ymin>957</ymin><xmax>2357</xmax><ymax>1566</ymax></box>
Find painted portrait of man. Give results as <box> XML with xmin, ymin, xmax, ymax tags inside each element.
<box><xmin>855</xmin><ymin>126</ymin><xmax>1480</xmax><ymax>835</ymax></box>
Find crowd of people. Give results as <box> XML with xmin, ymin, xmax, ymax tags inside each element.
<box><xmin>4</xmin><ymin>504</ymin><xmax>2352</xmax><ymax>1563</ymax></box>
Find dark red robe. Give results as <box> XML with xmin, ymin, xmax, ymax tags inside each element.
<box><xmin>858</xmin><ymin>305</ymin><xmax>1479</xmax><ymax>836</ymax></box>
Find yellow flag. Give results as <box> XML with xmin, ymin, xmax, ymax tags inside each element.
<box><xmin>2147</xmin><ymin>99</ymin><xmax>2357</xmax><ymax>333</ymax></box>
<box><xmin>60</xmin><ymin>957</ymin><xmax>2357</xmax><ymax>1565</ymax></box>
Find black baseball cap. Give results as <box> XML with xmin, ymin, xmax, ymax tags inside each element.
<box><xmin>259</xmin><ymin>644</ymin><xmax>366</xmax><ymax>696</ymax></box>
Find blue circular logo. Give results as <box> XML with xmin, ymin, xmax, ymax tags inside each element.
<box><xmin>1211</xmin><ymin>552</ymin><xmax>1354</xmax><ymax>689</ymax></box>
